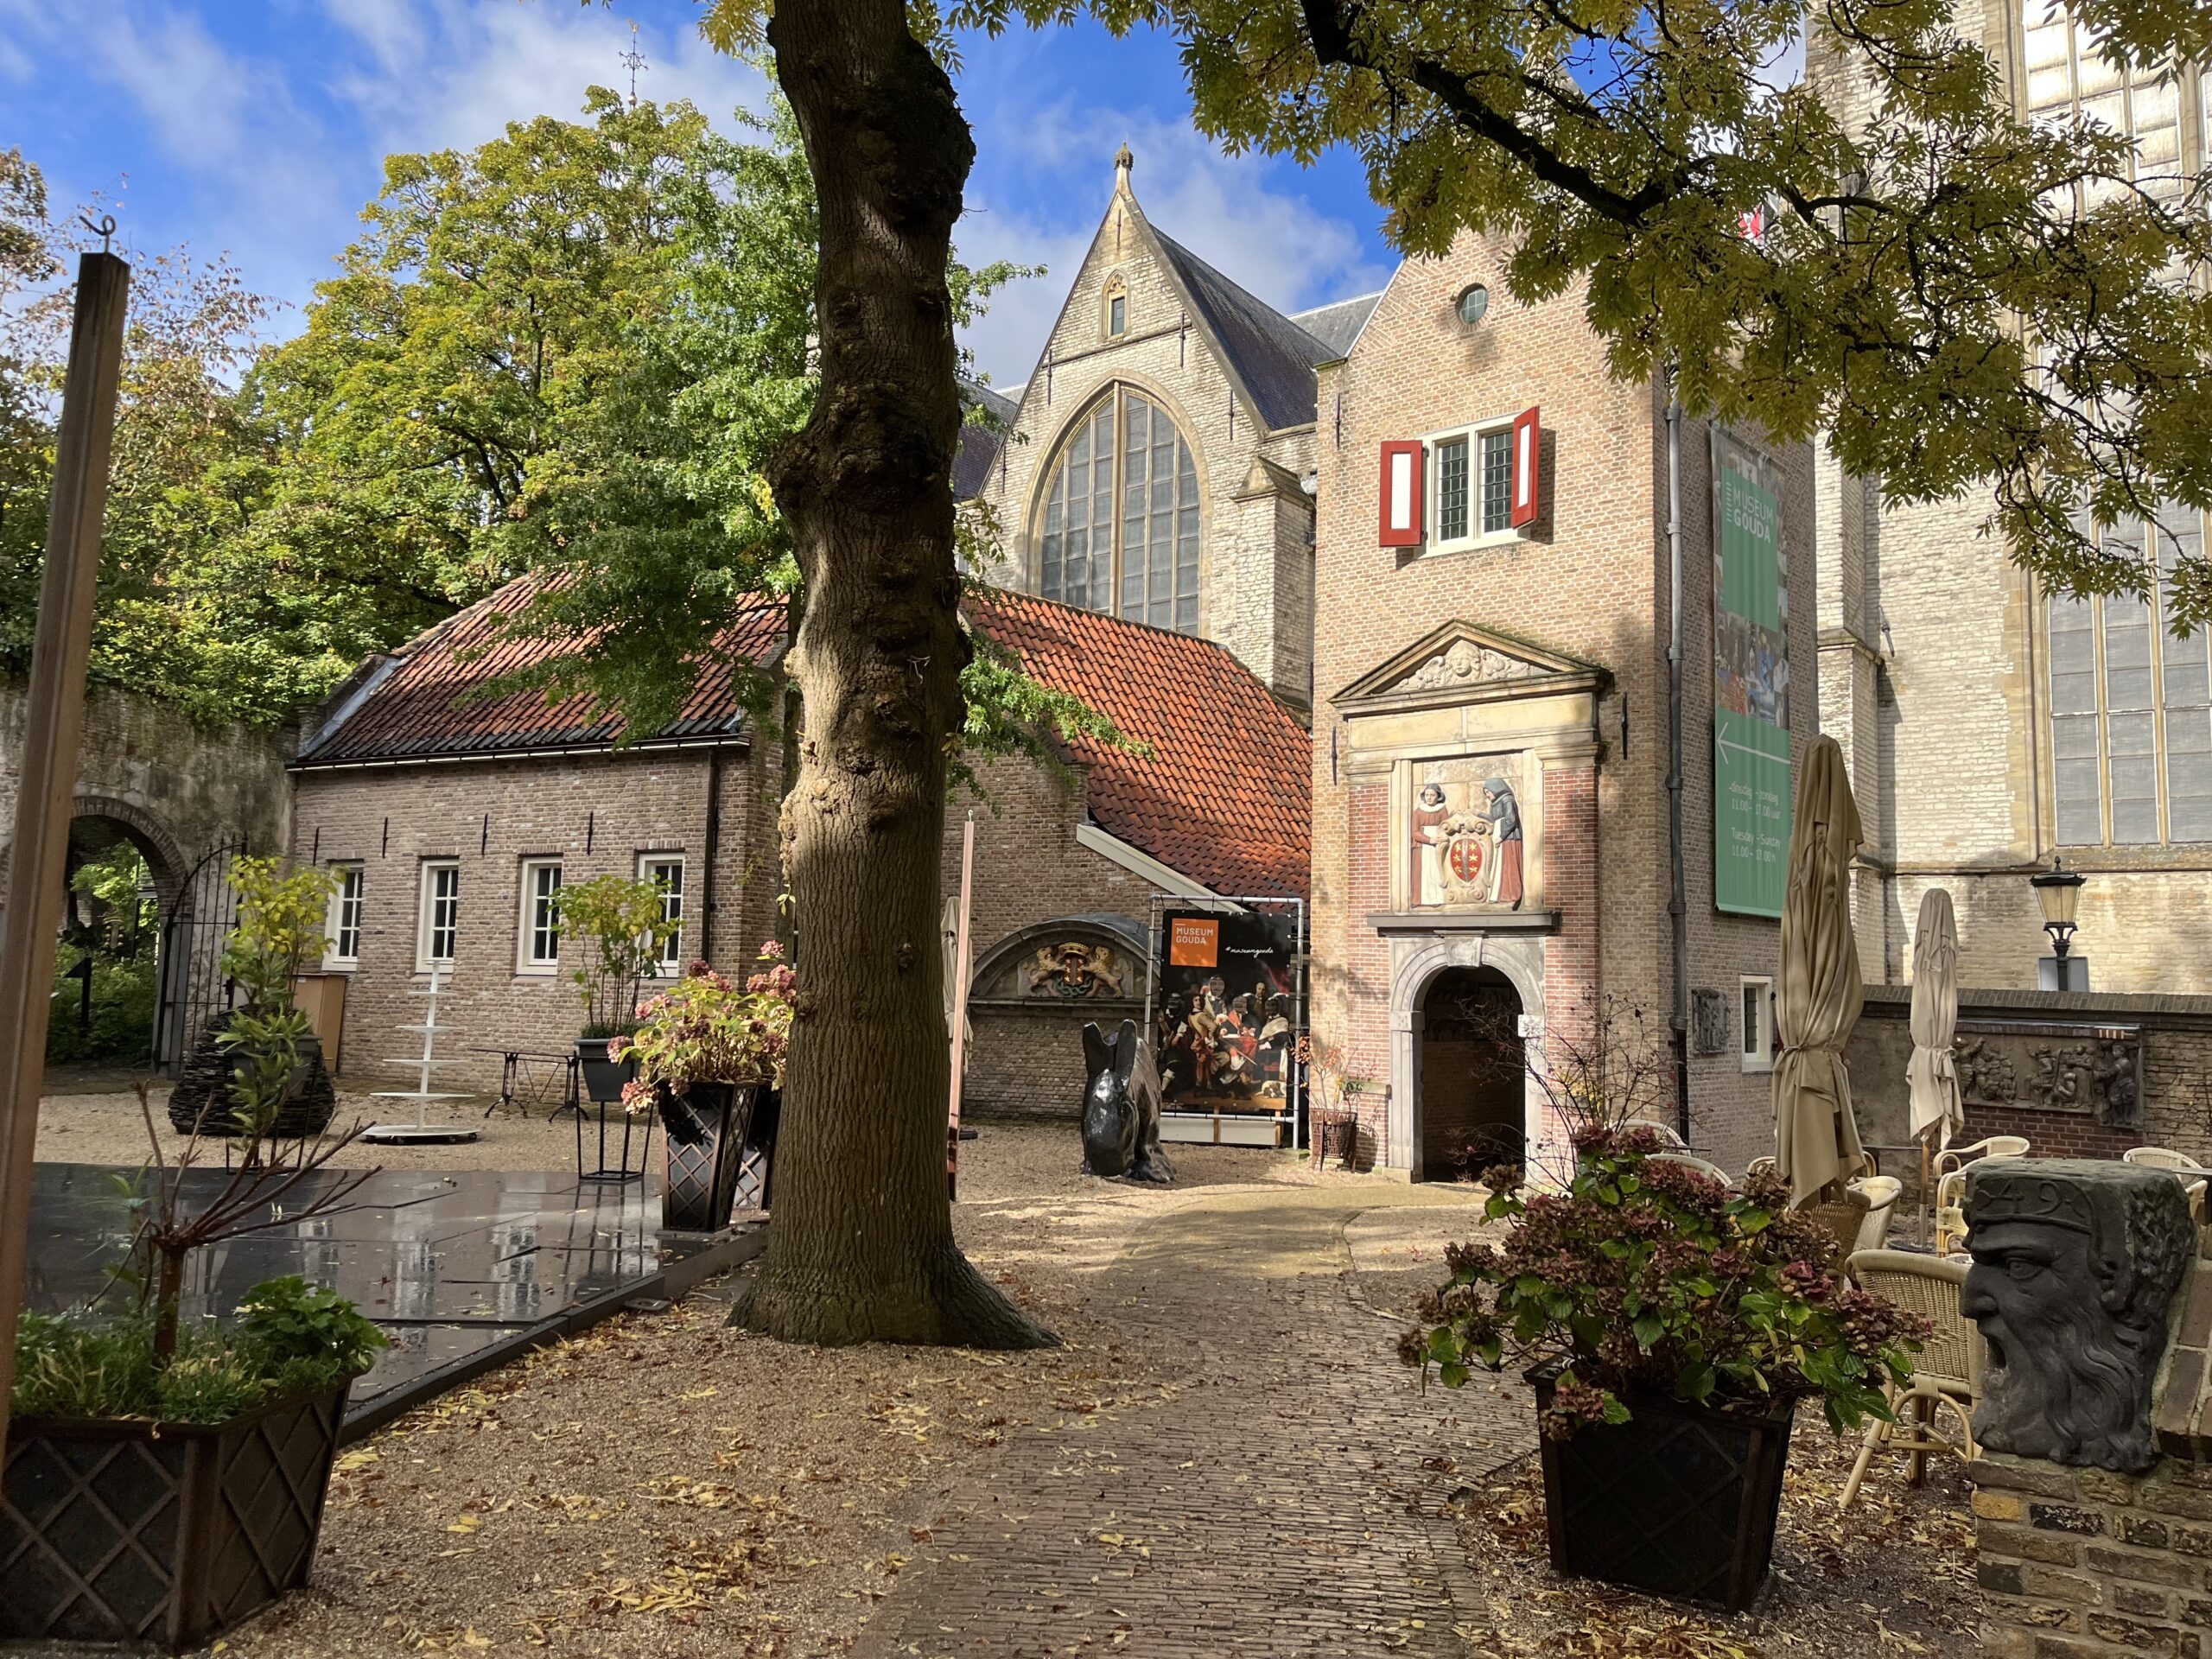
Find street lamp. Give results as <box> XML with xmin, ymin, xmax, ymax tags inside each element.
<box><xmin>2031</xmin><ymin>856</ymin><xmax>2088</xmax><ymax>989</ymax></box>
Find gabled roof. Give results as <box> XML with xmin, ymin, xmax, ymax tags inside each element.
<box><xmin>1153</xmin><ymin>232</ymin><xmax>1339</xmax><ymax>432</ymax></box>
<box><xmin>1290</xmin><ymin>292</ymin><xmax>1384</xmax><ymax>359</ymax></box>
<box><xmin>294</xmin><ymin>577</ymin><xmax>788</xmax><ymax>766</ymax></box>
<box><xmin>954</xmin><ymin>381</ymin><xmax>1020</xmax><ymax>501</ymax></box>
<box><xmin>1335</xmin><ymin>620</ymin><xmax>1608</xmax><ymax>714</ymax></box>
<box><xmin>964</xmin><ymin>588</ymin><xmax>1310</xmax><ymax>899</ymax></box>
<box><xmin>293</xmin><ymin>576</ymin><xmax>1313</xmax><ymax>902</ymax></box>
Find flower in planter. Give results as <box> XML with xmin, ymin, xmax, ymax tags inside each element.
<box><xmin>612</xmin><ymin>943</ymin><xmax>798</xmax><ymax>1114</ymax></box>
<box><xmin>1403</xmin><ymin>1123</ymin><xmax>1930</xmax><ymax>1438</ymax></box>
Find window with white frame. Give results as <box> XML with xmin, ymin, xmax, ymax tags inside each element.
<box><xmin>518</xmin><ymin>859</ymin><xmax>563</xmax><ymax>972</ymax></box>
<box><xmin>1739</xmin><ymin>976</ymin><xmax>1776</xmax><ymax>1073</ymax></box>
<box><xmin>325</xmin><ymin>864</ymin><xmax>365</xmax><ymax>967</ymax></box>
<box><xmin>2047</xmin><ymin>506</ymin><xmax>2212</xmax><ymax>847</ymax></box>
<box><xmin>1428</xmin><ymin>421</ymin><xmax>1517</xmax><ymax>550</ymax></box>
<box><xmin>639</xmin><ymin>855</ymin><xmax>685</xmax><ymax>972</ymax></box>
<box><xmin>417</xmin><ymin>861</ymin><xmax>460</xmax><ymax>970</ymax></box>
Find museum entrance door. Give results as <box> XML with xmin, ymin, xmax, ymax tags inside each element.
<box><xmin>1415</xmin><ymin>966</ymin><xmax>1524</xmax><ymax>1181</ymax></box>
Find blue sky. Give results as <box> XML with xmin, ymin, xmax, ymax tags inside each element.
<box><xmin>0</xmin><ymin>0</ymin><xmax>1400</xmax><ymax>388</ymax></box>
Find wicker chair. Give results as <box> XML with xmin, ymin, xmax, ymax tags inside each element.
<box><xmin>1933</xmin><ymin>1135</ymin><xmax>2031</xmax><ymax>1252</ymax></box>
<box><xmin>2124</xmin><ymin>1147</ymin><xmax>2209</xmax><ymax>1224</ymax></box>
<box><xmin>1840</xmin><ymin>1249</ymin><xmax>1986</xmax><ymax>1510</ymax></box>
<box><xmin>1849</xmin><ymin>1175</ymin><xmax>1904</xmax><ymax>1255</ymax></box>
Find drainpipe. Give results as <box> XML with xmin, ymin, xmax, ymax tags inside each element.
<box><xmin>1666</xmin><ymin>369</ymin><xmax>1692</xmax><ymax>1142</ymax></box>
<box><xmin>700</xmin><ymin>748</ymin><xmax>722</xmax><ymax>964</ymax></box>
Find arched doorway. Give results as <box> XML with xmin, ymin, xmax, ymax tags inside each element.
<box><xmin>1416</xmin><ymin>966</ymin><xmax>1525</xmax><ymax>1180</ymax></box>
<box><xmin>47</xmin><ymin>810</ymin><xmax>178</xmax><ymax>1069</ymax></box>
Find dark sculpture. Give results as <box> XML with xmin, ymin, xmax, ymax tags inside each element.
<box><xmin>1962</xmin><ymin>1158</ymin><xmax>2195</xmax><ymax>1472</ymax></box>
<box><xmin>1081</xmin><ymin>1019</ymin><xmax>1172</xmax><ymax>1183</ymax></box>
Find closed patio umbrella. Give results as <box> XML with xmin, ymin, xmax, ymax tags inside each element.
<box><xmin>1773</xmin><ymin>735</ymin><xmax>1872</xmax><ymax>1209</ymax></box>
<box><xmin>1906</xmin><ymin>887</ymin><xmax>1963</xmax><ymax>1150</ymax></box>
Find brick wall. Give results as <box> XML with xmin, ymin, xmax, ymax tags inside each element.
<box><xmin>1308</xmin><ymin>229</ymin><xmax>1813</xmax><ymax>1177</ymax></box>
<box><xmin>289</xmin><ymin>741</ymin><xmax>783</xmax><ymax>1094</ymax></box>
<box><xmin>1974</xmin><ymin>1452</ymin><xmax>2212</xmax><ymax>1656</ymax></box>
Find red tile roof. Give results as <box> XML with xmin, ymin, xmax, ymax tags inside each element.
<box><xmin>963</xmin><ymin>589</ymin><xmax>1311</xmax><ymax>900</ymax></box>
<box><xmin>301</xmin><ymin>578</ymin><xmax>1312</xmax><ymax>901</ymax></box>
<box><xmin>296</xmin><ymin>577</ymin><xmax>789</xmax><ymax>765</ymax></box>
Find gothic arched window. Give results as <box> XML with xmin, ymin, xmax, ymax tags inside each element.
<box><xmin>1037</xmin><ymin>386</ymin><xmax>1200</xmax><ymax>632</ymax></box>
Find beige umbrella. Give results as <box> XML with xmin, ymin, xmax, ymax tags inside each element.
<box><xmin>1906</xmin><ymin>887</ymin><xmax>1963</xmax><ymax>1149</ymax></box>
<box><xmin>1772</xmin><ymin>734</ymin><xmax>1872</xmax><ymax>1209</ymax></box>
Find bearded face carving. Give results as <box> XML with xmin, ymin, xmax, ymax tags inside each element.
<box><xmin>1963</xmin><ymin>1159</ymin><xmax>2195</xmax><ymax>1473</ymax></box>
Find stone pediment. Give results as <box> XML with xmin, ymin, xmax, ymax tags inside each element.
<box><xmin>1334</xmin><ymin>624</ymin><xmax>1604</xmax><ymax>710</ymax></box>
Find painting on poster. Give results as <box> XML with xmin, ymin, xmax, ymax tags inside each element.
<box><xmin>1152</xmin><ymin>908</ymin><xmax>1300</xmax><ymax>1111</ymax></box>
<box><xmin>1407</xmin><ymin>754</ymin><xmax>1535</xmax><ymax>912</ymax></box>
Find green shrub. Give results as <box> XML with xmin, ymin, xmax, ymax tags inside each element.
<box><xmin>11</xmin><ymin>1274</ymin><xmax>387</xmax><ymax>1426</ymax></box>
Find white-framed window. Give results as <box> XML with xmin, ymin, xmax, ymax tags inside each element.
<box><xmin>2046</xmin><ymin>506</ymin><xmax>2212</xmax><ymax>847</ymax></box>
<box><xmin>1427</xmin><ymin>418</ymin><xmax>1519</xmax><ymax>553</ymax></box>
<box><xmin>639</xmin><ymin>855</ymin><xmax>685</xmax><ymax>973</ymax></box>
<box><xmin>518</xmin><ymin>858</ymin><xmax>563</xmax><ymax>973</ymax></box>
<box><xmin>416</xmin><ymin>861</ymin><xmax>460</xmax><ymax>972</ymax></box>
<box><xmin>1739</xmin><ymin>976</ymin><xmax>1776</xmax><ymax>1074</ymax></box>
<box><xmin>325</xmin><ymin>864</ymin><xmax>365</xmax><ymax>968</ymax></box>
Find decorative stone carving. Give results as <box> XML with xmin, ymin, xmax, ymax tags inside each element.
<box><xmin>1963</xmin><ymin>1158</ymin><xmax>2195</xmax><ymax>1473</ymax></box>
<box><xmin>1021</xmin><ymin>941</ymin><xmax>1128</xmax><ymax>999</ymax></box>
<box><xmin>1080</xmin><ymin>1019</ymin><xmax>1172</xmax><ymax>1183</ymax></box>
<box><xmin>1691</xmin><ymin>988</ymin><xmax>1731</xmax><ymax>1056</ymax></box>
<box><xmin>1397</xmin><ymin>639</ymin><xmax>1531</xmax><ymax>692</ymax></box>
<box><xmin>1951</xmin><ymin>1020</ymin><xmax>2144</xmax><ymax>1129</ymax></box>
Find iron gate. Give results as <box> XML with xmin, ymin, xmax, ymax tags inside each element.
<box><xmin>151</xmin><ymin>834</ymin><xmax>246</xmax><ymax>1074</ymax></box>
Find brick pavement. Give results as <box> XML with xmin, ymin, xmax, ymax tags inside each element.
<box><xmin>854</xmin><ymin>1185</ymin><xmax>1531</xmax><ymax>1658</ymax></box>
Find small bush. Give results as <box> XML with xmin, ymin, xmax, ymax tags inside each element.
<box><xmin>11</xmin><ymin>1274</ymin><xmax>386</xmax><ymax>1426</ymax></box>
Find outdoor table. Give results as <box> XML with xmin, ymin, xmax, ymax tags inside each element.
<box><xmin>469</xmin><ymin>1047</ymin><xmax>582</xmax><ymax>1122</ymax></box>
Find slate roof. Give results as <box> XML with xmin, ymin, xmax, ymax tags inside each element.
<box><xmin>299</xmin><ymin>578</ymin><xmax>1312</xmax><ymax>902</ymax></box>
<box><xmin>294</xmin><ymin>578</ymin><xmax>788</xmax><ymax>766</ymax></box>
<box><xmin>1290</xmin><ymin>292</ymin><xmax>1383</xmax><ymax>359</ymax></box>
<box><xmin>1154</xmin><ymin>233</ymin><xmax>1340</xmax><ymax>432</ymax></box>
<box><xmin>953</xmin><ymin>381</ymin><xmax>1020</xmax><ymax>500</ymax></box>
<box><xmin>963</xmin><ymin>588</ymin><xmax>1311</xmax><ymax>899</ymax></box>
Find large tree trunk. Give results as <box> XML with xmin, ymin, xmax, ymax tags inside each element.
<box><xmin>735</xmin><ymin>0</ymin><xmax>1052</xmax><ymax>1349</ymax></box>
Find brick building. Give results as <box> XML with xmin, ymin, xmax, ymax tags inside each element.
<box><xmin>1810</xmin><ymin>5</ymin><xmax>2212</xmax><ymax>995</ymax></box>
<box><xmin>1307</xmin><ymin>232</ymin><xmax>1816</xmax><ymax>1177</ymax></box>
<box><xmin>286</xmin><ymin>578</ymin><xmax>1309</xmax><ymax>1120</ymax></box>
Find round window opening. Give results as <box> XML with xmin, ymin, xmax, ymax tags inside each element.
<box><xmin>1455</xmin><ymin>283</ymin><xmax>1491</xmax><ymax>327</ymax></box>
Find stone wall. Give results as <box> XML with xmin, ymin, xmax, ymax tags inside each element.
<box><xmin>1847</xmin><ymin>983</ymin><xmax>2212</xmax><ymax>1167</ymax></box>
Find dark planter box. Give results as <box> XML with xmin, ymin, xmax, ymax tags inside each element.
<box><xmin>658</xmin><ymin>1082</ymin><xmax>760</xmax><ymax>1232</ymax></box>
<box><xmin>0</xmin><ymin>1382</ymin><xmax>350</xmax><ymax>1651</ymax></box>
<box><xmin>1528</xmin><ymin>1360</ymin><xmax>1796</xmax><ymax>1613</ymax></box>
<box><xmin>575</xmin><ymin>1036</ymin><xmax>639</xmax><ymax>1105</ymax></box>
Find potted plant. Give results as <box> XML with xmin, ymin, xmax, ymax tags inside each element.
<box><xmin>168</xmin><ymin>858</ymin><xmax>342</xmax><ymax>1139</ymax></box>
<box><xmin>6</xmin><ymin>1067</ymin><xmax>385</xmax><ymax>1648</ymax></box>
<box><xmin>1401</xmin><ymin>1002</ymin><xmax>1927</xmax><ymax>1613</ymax></box>
<box><xmin>614</xmin><ymin>944</ymin><xmax>796</xmax><ymax>1231</ymax></box>
<box><xmin>556</xmin><ymin>873</ymin><xmax>678</xmax><ymax>1103</ymax></box>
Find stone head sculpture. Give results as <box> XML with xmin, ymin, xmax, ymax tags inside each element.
<box><xmin>1962</xmin><ymin>1158</ymin><xmax>2195</xmax><ymax>1472</ymax></box>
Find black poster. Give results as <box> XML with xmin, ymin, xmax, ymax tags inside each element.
<box><xmin>1154</xmin><ymin>908</ymin><xmax>1299</xmax><ymax>1111</ymax></box>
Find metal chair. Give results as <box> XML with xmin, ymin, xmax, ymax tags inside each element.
<box><xmin>1840</xmin><ymin>1249</ymin><xmax>1986</xmax><ymax>1510</ymax></box>
<box><xmin>1649</xmin><ymin>1151</ymin><xmax>1732</xmax><ymax>1185</ymax></box>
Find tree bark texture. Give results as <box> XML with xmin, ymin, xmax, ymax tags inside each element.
<box><xmin>737</xmin><ymin>0</ymin><xmax>1052</xmax><ymax>1349</ymax></box>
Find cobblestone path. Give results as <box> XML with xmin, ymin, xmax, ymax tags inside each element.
<box><xmin>855</xmin><ymin>1185</ymin><xmax>1532</xmax><ymax>1658</ymax></box>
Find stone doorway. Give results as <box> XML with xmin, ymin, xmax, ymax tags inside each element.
<box><xmin>1415</xmin><ymin>966</ymin><xmax>1525</xmax><ymax>1181</ymax></box>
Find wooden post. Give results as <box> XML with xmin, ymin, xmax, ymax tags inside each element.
<box><xmin>946</xmin><ymin>810</ymin><xmax>975</xmax><ymax>1200</ymax></box>
<box><xmin>0</xmin><ymin>251</ymin><xmax>130</xmax><ymax>1465</ymax></box>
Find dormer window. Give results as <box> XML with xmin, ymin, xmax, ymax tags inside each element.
<box><xmin>1103</xmin><ymin>275</ymin><xmax>1128</xmax><ymax>340</ymax></box>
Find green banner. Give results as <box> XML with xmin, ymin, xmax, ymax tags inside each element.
<box><xmin>1713</xmin><ymin>434</ymin><xmax>1791</xmax><ymax>918</ymax></box>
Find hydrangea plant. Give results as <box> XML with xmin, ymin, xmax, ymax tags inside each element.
<box><xmin>612</xmin><ymin>943</ymin><xmax>798</xmax><ymax>1114</ymax></box>
<box><xmin>1402</xmin><ymin>1125</ymin><xmax>1929</xmax><ymax>1438</ymax></box>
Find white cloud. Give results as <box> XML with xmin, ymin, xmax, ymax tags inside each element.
<box><xmin>327</xmin><ymin>0</ymin><xmax>769</xmax><ymax>156</ymax></box>
<box><xmin>957</xmin><ymin>92</ymin><xmax>1390</xmax><ymax>386</ymax></box>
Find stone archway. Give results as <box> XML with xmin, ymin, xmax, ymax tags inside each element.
<box><xmin>1415</xmin><ymin>966</ymin><xmax>1524</xmax><ymax>1179</ymax></box>
<box><xmin>1386</xmin><ymin>930</ymin><xmax>1548</xmax><ymax>1179</ymax></box>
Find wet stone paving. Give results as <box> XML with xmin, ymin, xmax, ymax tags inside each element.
<box><xmin>855</xmin><ymin>1186</ymin><xmax>1532</xmax><ymax>1658</ymax></box>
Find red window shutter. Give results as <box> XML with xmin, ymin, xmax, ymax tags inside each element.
<box><xmin>1510</xmin><ymin>407</ymin><xmax>1541</xmax><ymax>529</ymax></box>
<box><xmin>1379</xmin><ymin>440</ymin><xmax>1424</xmax><ymax>547</ymax></box>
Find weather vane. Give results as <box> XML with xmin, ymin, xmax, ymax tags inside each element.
<box><xmin>620</xmin><ymin>22</ymin><xmax>648</xmax><ymax>107</ymax></box>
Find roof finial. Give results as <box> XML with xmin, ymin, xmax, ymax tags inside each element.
<box><xmin>1114</xmin><ymin>142</ymin><xmax>1134</xmax><ymax>194</ymax></box>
